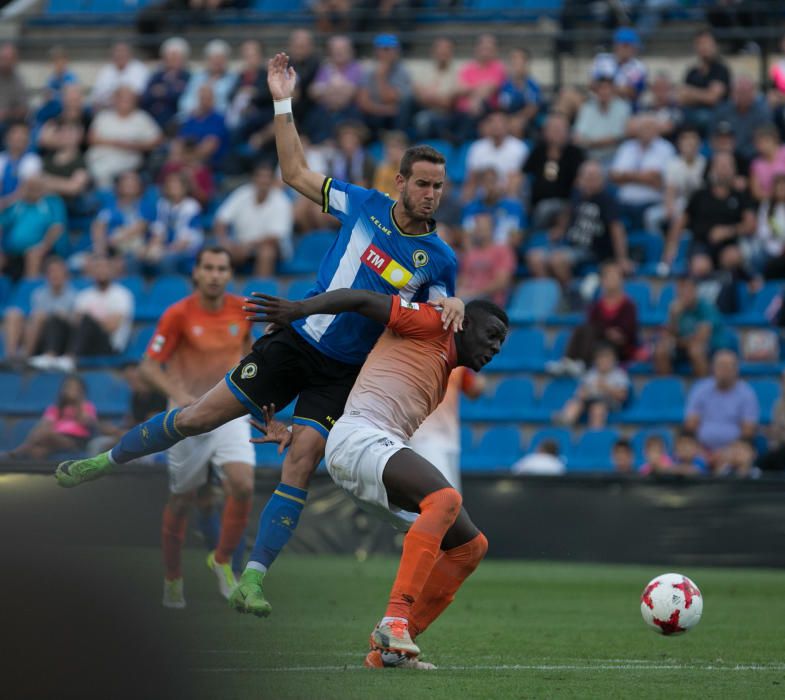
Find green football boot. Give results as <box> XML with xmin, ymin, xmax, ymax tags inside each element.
<box><xmin>228</xmin><ymin>568</ymin><xmax>272</xmax><ymax>617</ymax></box>
<box><xmin>55</xmin><ymin>451</ymin><xmax>113</xmax><ymax>488</ymax></box>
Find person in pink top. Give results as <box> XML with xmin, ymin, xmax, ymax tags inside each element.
<box><xmin>455</xmin><ymin>34</ymin><xmax>507</xmax><ymax>118</ymax></box>
<box><xmin>457</xmin><ymin>212</ymin><xmax>516</xmax><ymax>307</ymax></box>
<box><xmin>245</xmin><ymin>288</ymin><xmax>508</xmax><ymax>670</ymax></box>
<box><xmin>750</xmin><ymin>125</ymin><xmax>785</xmax><ymax>202</ymax></box>
<box><xmin>6</xmin><ymin>375</ymin><xmax>97</xmax><ymax>460</ymax></box>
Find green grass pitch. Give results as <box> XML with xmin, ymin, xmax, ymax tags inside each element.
<box><xmin>92</xmin><ymin>546</ymin><xmax>785</xmax><ymax>699</ymax></box>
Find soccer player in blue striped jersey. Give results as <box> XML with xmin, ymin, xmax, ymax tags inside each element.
<box><xmin>55</xmin><ymin>53</ymin><xmax>463</xmax><ymax>617</ymax></box>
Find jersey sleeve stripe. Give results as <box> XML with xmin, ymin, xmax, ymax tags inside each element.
<box><xmin>321</xmin><ymin>177</ymin><xmax>332</xmax><ymax>213</ymax></box>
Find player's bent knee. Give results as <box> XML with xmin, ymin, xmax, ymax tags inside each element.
<box><xmin>424</xmin><ymin>486</ymin><xmax>463</xmax><ymax>521</ymax></box>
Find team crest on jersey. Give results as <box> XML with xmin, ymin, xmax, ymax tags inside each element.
<box><xmin>401</xmin><ymin>300</ymin><xmax>420</xmax><ymax>310</ymax></box>
<box><xmin>412</xmin><ymin>249</ymin><xmax>429</xmax><ymax>268</ymax></box>
<box><xmin>241</xmin><ymin>363</ymin><xmax>257</xmax><ymax>380</ymax></box>
<box><xmin>228</xmin><ymin>323</ymin><xmax>239</xmax><ymax>336</ymax></box>
<box><xmin>151</xmin><ymin>334</ymin><xmax>165</xmax><ymax>353</ymax></box>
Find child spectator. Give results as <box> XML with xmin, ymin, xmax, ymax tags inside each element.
<box><xmin>456</xmin><ymin>212</ymin><xmax>516</xmax><ymax>307</ymax></box>
<box><xmin>498</xmin><ymin>48</ymin><xmax>541</xmax><ymax>138</ymax></box>
<box><xmin>4</xmin><ymin>375</ymin><xmax>97</xmax><ymax>461</ymax></box>
<box><xmin>672</xmin><ymin>429</ymin><xmax>709</xmax><ymax>475</ymax></box>
<box><xmin>663</xmin><ymin>125</ymin><xmax>706</xmax><ymax>231</ymax></box>
<box><xmin>717</xmin><ymin>439</ymin><xmax>760</xmax><ymax>479</ymax></box>
<box><xmin>611</xmin><ymin>438</ymin><xmax>635</xmax><ymax>473</ymax></box>
<box><xmin>372</xmin><ymin>131</ymin><xmax>408</xmax><ymax>197</ymax></box>
<box><xmin>638</xmin><ymin>435</ymin><xmax>675</xmax><ymax>476</ymax></box>
<box><xmin>511</xmin><ymin>439</ymin><xmax>565</xmax><ymax>476</ymax></box>
<box><xmin>141</xmin><ymin>172</ymin><xmax>203</xmax><ymax>275</ymax></box>
<box><xmin>556</xmin><ymin>344</ymin><xmax>630</xmax><ymax>428</ymax></box>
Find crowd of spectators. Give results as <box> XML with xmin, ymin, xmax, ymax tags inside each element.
<box><xmin>1</xmin><ymin>24</ymin><xmax>785</xmax><ymax>476</ymax></box>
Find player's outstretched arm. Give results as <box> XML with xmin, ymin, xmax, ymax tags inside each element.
<box><xmin>268</xmin><ymin>52</ymin><xmax>325</xmax><ymax>205</ymax></box>
<box><xmin>244</xmin><ymin>289</ymin><xmax>393</xmax><ymax>327</ymax></box>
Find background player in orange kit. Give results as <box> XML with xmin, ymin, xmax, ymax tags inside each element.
<box><xmin>141</xmin><ymin>246</ymin><xmax>254</xmax><ymax>608</ymax></box>
<box><xmin>244</xmin><ymin>288</ymin><xmax>508</xmax><ymax>669</ymax></box>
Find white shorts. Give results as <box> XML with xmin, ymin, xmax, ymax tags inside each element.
<box><xmin>325</xmin><ymin>419</ymin><xmax>419</xmax><ymax>531</ymax></box>
<box><xmin>407</xmin><ymin>433</ymin><xmax>461</xmax><ymax>492</ymax></box>
<box><xmin>167</xmin><ymin>416</ymin><xmax>254</xmax><ymax>495</ymax></box>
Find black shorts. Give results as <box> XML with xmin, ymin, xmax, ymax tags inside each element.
<box><xmin>224</xmin><ymin>326</ymin><xmax>361</xmax><ymax>438</ymax></box>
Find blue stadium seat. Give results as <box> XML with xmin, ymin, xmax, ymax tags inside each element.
<box><xmin>0</xmin><ymin>373</ymin><xmax>23</xmax><ymax>414</ymax></box>
<box><xmin>624</xmin><ymin>281</ymin><xmax>652</xmax><ymax>316</ymax></box>
<box><xmin>15</xmin><ymin>373</ymin><xmax>65</xmax><ymax>415</ymax></box>
<box><xmin>125</xmin><ymin>325</ymin><xmax>156</xmax><ymax>362</ymax></box>
<box><xmin>749</xmin><ymin>379</ymin><xmax>780</xmax><ymax>424</ymax></box>
<box><xmin>622</xmin><ymin>378</ymin><xmax>685</xmax><ymax>423</ymax></box>
<box><xmin>446</xmin><ymin>143</ymin><xmax>469</xmax><ymax>184</ymax></box>
<box><xmin>567</xmin><ymin>429</ymin><xmax>619</xmax><ymax>471</ymax></box>
<box><xmin>461</xmin><ymin>377</ymin><xmax>534</xmax><ymax>422</ymax></box>
<box><xmin>485</xmin><ymin>328</ymin><xmax>546</xmax><ymax>372</ymax></box>
<box><xmin>730</xmin><ymin>282</ymin><xmax>784</xmax><ymax>326</ymax></box>
<box><xmin>642</xmin><ymin>283</ymin><xmax>675</xmax><ymax>326</ymax></box>
<box><xmin>241</xmin><ymin>278</ymin><xmax>280</xmax><ymax>299</ymax></box>
<box><xmin>4</xmin><ymin>277</ymin><xmax>44</xmax><ymax>315</ymax></box>
<box><xmin>83</xmin><ymin>371</ymin><xmax>131</xmax><ymax>417</ymax></box>
<box><xmin>529</xmin><ymin>378</ymin><xmax>577</xmax><ymax>421</ymax></box>
<box><xmin>529</xmin><ymin>427</ymin><xmax>571</xmax><ymax>458</ymax></box>
<box><xmin>507</xmin><ymin>279</ymin><xmax>560</xmax><ymax>324</ymax></box>
<box><xmin>286</xmin><ymin>278</ymin><xmax>317</xmax><ymax>301</ymax></box>
<box><xmin>549</xmin><ymin>330</ymin><xmax>571</xmax><ymax>360</ymax></box>
<box><xmin>1</xmin><ymin>418</ymin><xmax>39</xmax><ymax>451</ymax></box>
<box><xmin>280</xmin><ymin>231</ymin><xmax>336</xmax><ymax>275</ymax></box>
<box><xmin>135</xmin><ymin>276</ymin><xmax>192</xmax><ymax>322</ymax></box>
<box><xmin>0</xmin><ymin>275</ymin><xmax>12</xmax><ymax>311</ymax></box>
<box><xmin>462</xmin><ymin>426</ymin><xmax>523</xmax><ymax>471</ymax></box>
<box><xmin>632</xmin><ymin>428</ymin><xmax>674</xmax><ymax>465</ymax></box>
<box><xmin>628</xmin><ymin>230</ymin><xmax>665</xmax><ymax>273</ymax></box>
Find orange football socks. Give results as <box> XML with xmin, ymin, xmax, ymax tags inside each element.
<box><xmin>215</xmin><ymin>495</ymin><xmax>252</xmax><ymax>565</ymax></box>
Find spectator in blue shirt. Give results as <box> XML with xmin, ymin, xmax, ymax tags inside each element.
<box><xmin>462</xmin><ymin>167</ymin><xmax>527</xmax><ymax>247</ymax></box>
<box><xmin>91</xmin><ymin>170</ymin><xmax>148</xmax><ymax>263</ymax></box>
<box><xmin>178</xmin><ymin>83</ymin><xmax>229</xmax><ymax>170</ymax></box>
<box><xmin>654</xmin><ymin>275</ymin><xmax>724</xmax><ymax>377</ymax></box>
<box><xmin>0</xmin><ymin>174</ymin><xmax>66</xmax><ymax>280</ymax></box>
<box><xmin>141</xmin><ymin>37</ymin><xmax>191</xmax><ymax>130</ymax></box>
<box><xmin>498</xmin><ymin>48</ymin><xmax>542</xmax><ymax>138</ymax></box>
<box><xmin>36</xmin><ymin>46</ymin><xmax>79</xmax><ymax>124</ymax></box>
<box><xmin>178</xmin><ymin>39</ymin><xmax>235</xmax><ymax>118</ymax></box>
<box><xmin>685</xmin><ymin>349</ymin><xmax>759</xmax><ymax>468</ymax></box>
<box><xmin>0</xmin><ymin>122</ymin><xmax>42</xmax><ymax>205</ymax></box>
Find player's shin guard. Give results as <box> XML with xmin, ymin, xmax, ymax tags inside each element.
<box><xmin>110</xmin><ymin>408</ymin><xmax>186</xmax><ymax>464</ymax></box>
<box><xmin>246</xmin><ymin>483</ymin><xmax>308</xmax><ymax>571</ymax></box>
<box><xmin>409</xmin><ymin>531</ymin><xmax>489</xmax><ymax>639</ymax></box>
<box><xmin>162</xmin><ymin>505</ymin><xmax>189</xmax><ymax>581</ymax></box>
<box><xmin>385</xmin><ymin>487</ymin><xmax>462</xmax><ymax>620</ymax></box>
<box><xmin>215</xmin><ymin>496</ymin><xmax>252</xmax><ymax>565</ymax></box>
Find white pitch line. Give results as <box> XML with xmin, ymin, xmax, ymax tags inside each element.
<box><xmin>190</xmin><ymin>663</ymin><xmax>785</xmax><ymax>673</ymax></box>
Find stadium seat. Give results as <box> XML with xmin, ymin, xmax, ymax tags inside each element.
<box><xmin>730</xmin><ymin>282</ymin><xmax>784</xmax><ymax>326</ymax></box>
<box><xmin>0</xmin><ymin>373</ymin><xmax>23</xmax><ymax>414</ymax></box>
<box><xmin>567</xmin><ymin>429</ymin><xmax>619</xmax><ymax>471</ymax></box>
<box><xmin>461</xmin><ymin>377</ymin><xmax>534</xmax><ymax>422</ymax></box>
<box><xmin>624</xmin><ymin>281</ymin><xmax>652</xmax><ymax>317</ymax></box>
<box><xmin>641</xmin><ymin>283</ymin><xmax>675</xmax><ymax>326</ymax></box>
<box><xmin>241</xmin><ymin>278</ymin><xmax>281</xmax><ymax>299</ymax></box>
<box><xmin>125</xmin><ymin>325</ymin><xmax>156</xmax><ymax>362</ymax></box>
<box><xmin>286</xmin><ymin>278</ymin><xmax>317</xmax><ymax>301</ymax></box>
<box><xmin>15</xmin><ymin>373</ymin><xmax>65</xmax><ymax>415</ymax></box>
<box><xmin>446</xmin><ymin>143</ymin><xmax>469</xmax><ymax>184</ymax></box>
<box><xmin>632</xmin><ymin>428</ymin><xmax>674</xmax><ymax>465</ymax></box>
<box><xmin>749</xmin><ymin>379</ymin><xmax>780</xmax><ymax>424</ymax></box>
<box><xmin>621</xmin><ymin>378</ymin><xmax>685</xmax><ymax>423</ymax></box>
<box><xmin>0</xmin><ymin>275</ymin><xmax>12</xmax><ymax>311</ymax></box>
<box><xmin>1</xmin><ymin>417</ymin><xmax>38</xmax><ymax>451</ymax></box>
<box><xmin>280</xmin><ymin>231</ymin><xmax>336</xmax><ymax>275</ymax></box>
<box><xmin>485</xmin><ymin>328</ymin><xmax>546</xmax><ymax>372</ymax></box>
<box><xmin>135</xmin><ymin>276</ymin><xmax>192</xmax><ymax>322</ymax></box>
<box><xmin>528</xmin><ymin>427</ymin><xmax>571</xmax><ymax>458</ymax></box>
<box><xmin>4</xmin><ymin>277</ymin><xmax>44</xmax><ymax>315</ymax></box>
<box><xmin>549</xmin><ymin>329</ymin><xmax>572</xmax><ymax>360</ymax></box>
<box><xmin>507</xmin><ymin>279</ymin><xmax>560</xmax><ymax>324</ymax></box>
<box><xmin>628</xmin><ymin>230</ymin><xmax>664</xmax><ymax>273</ymax></box>
<box><xmin>462</xmin><ymin>426</ymin><xmax>523</xmax><ymax>471</ymax></box>
<box><xmin>83</xmin><ymin>371</ymin><xmax>131</xmax><ymax>417</ymax></box>
<box><xmin>529</xmin><ymin>378</ymin><xmax>578</xmax><ymax>421</ymax></box>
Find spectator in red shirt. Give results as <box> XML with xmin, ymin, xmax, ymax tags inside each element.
<box><xmin>456</xmin><ymin>211</ymin><xmax>516</xmax><ymax>307</ymax></box>
<box><xmin>158</xmin><ymin>137</ymin><xmax>215</xmax><ymax>206</ymax></box>
<box><xmin>547</xmin><ymin>260</ymin><xmax>639</xmax><ymax>375</ymax></box>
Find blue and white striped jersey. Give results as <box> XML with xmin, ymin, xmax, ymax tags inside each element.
<box><xmin>292</xmin><ymin>177</ymin><xmax>457</xmax><ymax>365</ymax></box>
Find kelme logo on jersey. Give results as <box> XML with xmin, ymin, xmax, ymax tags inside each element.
<box><xmin>412</xmin><ymin>250</ymin><xmax>429</xmax><ymax>268</ymax></box>
<box><xmin>361</xmin><ymin>243</ymin><xmax>413</xmax><ymax>289</ymax></box>
<box><xmin>241</xmin><ymin>363</ymin><xmax>257</xmax><ymax>380</ymax></box>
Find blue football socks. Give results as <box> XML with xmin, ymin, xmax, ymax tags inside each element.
<box><xmin>246</xmin><ymin>483</ymin><xmax>308</xmax><ymax>572</ymax></box>
<box><xmin>110</xmin><ymin>408</ymin><xmax>185</xmax><ymax>464</ymax></box>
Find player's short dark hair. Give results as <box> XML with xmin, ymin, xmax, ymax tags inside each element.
<box><xmin>195</xmin><ymin>245</ymin><xmax>232</xmax><ymax>268</ymax></box>
<box><xmin>399</xmin><ymin>145</ymin><xmax>446</xmax><ymax>178</ymax></box>
<box><xmin>465</xmin><ymin>299</ymin><xmax>509</xmax><ymax>328</ymax></box>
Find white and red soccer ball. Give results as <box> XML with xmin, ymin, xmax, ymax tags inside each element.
<box><xmin>640</xmin><ymin>573</ymin><xmax>703</xmax><ymax>635</ymax></box>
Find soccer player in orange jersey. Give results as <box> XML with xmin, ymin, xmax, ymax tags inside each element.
<box><xmin>245</xmin><ymin>289</ymin><xmax>508</xmax><ymax>669</ymax></box>
<box><xmin>141</xmin><ymin>247</ymin><xmax>254</xmax><ymax>608</ymax></box>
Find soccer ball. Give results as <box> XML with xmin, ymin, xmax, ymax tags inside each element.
<box><xmin>640</xmin><ymin>573</ymin><xmax>703</xmax><ymax>635</ymax></box>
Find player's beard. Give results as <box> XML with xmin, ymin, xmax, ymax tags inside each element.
<box><xmin>401</xmin><ymin>187</ymin><xmax>434</xmax><ymax>223</ymax></box>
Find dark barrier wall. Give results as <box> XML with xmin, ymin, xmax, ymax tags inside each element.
<box><xmin>3</xmin><ymin>466</ymin><xmax>784</xmax><ymax>568</ymax></box>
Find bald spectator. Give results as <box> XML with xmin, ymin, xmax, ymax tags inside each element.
<box><xmin>678</xmin><ymin>28</ymin><xmax>731</xmax><ymax>135</ymax></box>
<box><xmin>356</xmin><ymin>34</ymin><xmax>412</xmax><ymax>139</ymax></box>
<box><xmin>308</xmin><ymin>35</ymin><xmax>363</xmax><ymax>142</ymax></box>
<box><xmin>91</xmin><ymin>42</ymin><xmax>150</xmax><ymax>110</ymax></box>
<box><xmin>455</xmin><ymin>34</ymin><xmax>507</xmax><ymax>121</ymax></box>
<box><xmin>573</xmin><ymin>77</ymin><xmax>631</xmax><ymax>167</ymax></box>
<box><xmin>610</xmin><ymin>114</ymin><xmax>675</xmax><ymax>231</ymax></box>
<box><xmin>141</xmin><ymin>37</ymin><xmax>191</xmax><ymax>129</ymax></box>
<box><xmin>685</xmin><ymin>350</ymin><xmax>759</xmax><ymax>466</ymax></box>
<box><xmin>178</xmin><ymin>84</ymin><xmax>229</xmax><ymax>169</ymax></box>
<box><xmin>86</xmin><ymin>86</ymin><xmax>162</xmax><ymax>188</ymax></box>
<box><xmin>0</xmin><ymin>122</ymin><xmax>42</xmax><ymax>203</ymax></box>
<box><xmin>463</xmin><ymin>111</ymin><xmax>528</xmax><ymax>201</ymax></box>
<box><xmin>523</xmin><ymin>112</ymin><xmax>585</xmax><ymax>230</ymax></box>
<box><xmin>0</xmin><ymin>43</ymin><xmax>29</xmax><ymax>128</ymax></box>
<box><xmin>413</xmin><ymin>37</ymin><xmax>460</xmax><ymax>141</ymax></box>
<box><xmin>713</xmin><ymin>76</ymin><xmax>771</xmax><ymax>162</ymax></box>
<box><xmin>178</xmin><ymin>40</ymin><xmax>235</xmax><ymax>118</ymax></box>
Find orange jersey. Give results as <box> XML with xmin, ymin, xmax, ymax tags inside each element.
<box><xmin>342</xmin><ymin>295</ymin><xmax>457</xmax><ymax>441</ymax></box>
<box><xmin>145</xmin><ymin>293</ymin><xmax>251</xmax><ymax>396</ymax></box>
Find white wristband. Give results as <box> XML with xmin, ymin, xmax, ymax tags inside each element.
<box><xmin>274</xmin><ymin>98</ymin><xmax>293</xmax><ymax>116</ymax></box>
